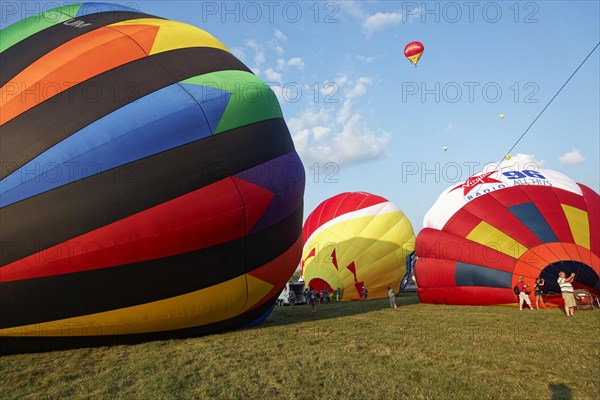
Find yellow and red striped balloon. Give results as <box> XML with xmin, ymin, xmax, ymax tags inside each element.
<box><xmin>302</xmin><ymin>192</ymin><xmax>415</xmax><ymax>300</ymax></box>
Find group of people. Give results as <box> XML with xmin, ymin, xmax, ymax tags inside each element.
<box><xmin>515</xmin><ymin>271</ymin><xmax>577</xmax><ymax>317</ymax></box>
<box><xmin>298</xmin><ymin>286</ymin><xmax>343</xmax><ymax>312</ymax></box>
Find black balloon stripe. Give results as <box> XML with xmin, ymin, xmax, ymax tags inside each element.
<box><xmin>0</xmin><ymin>205</ymin><xmax>302</xmax><ymax>329</ymax></box>
<box><xmin>0</xmin><ymin>47</ymin><xmax>251</xmax><ymax>180</ymax></box>
<box><xmin>0</xmin><ymin>119</ymin><xmax>295</xmax><ymax>267</ymax></box>
<box><xmin>0</xmin><ymin>292</ymin><xmax>279</xmax><ymax>355</ymax></box>
<box><xmin>0</xmin><ymin>11</ymin><xmax>161</xmax><ymax>87</ymax></box>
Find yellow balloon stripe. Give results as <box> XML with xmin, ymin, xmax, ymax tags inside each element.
<box><xmin>0</xmin><ymin>274</ymin><xmax>272</xmax><ymax>337</ymax></box>
<box><xmin>467</xmin><ymin>221</ymin><xmax>528</xmax><ymax>259</ymax></box>
<box><xmin>561</xmin><ymin>205</ymin><xmax>590</xmax><ymax>250</ymax></box>
<box><xmin>109</xmin><ymin>18</ymin><xmax>229</xmax><ymax>55</ymax></box>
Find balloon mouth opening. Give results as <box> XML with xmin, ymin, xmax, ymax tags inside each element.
<box><xmin>539</xmin><ymin>261</ymin><xmax>599</xmax><ymax>295</ymax></box>
<box><xmin>307</xmin><ymin>277</ymin><xmax>334</xmax><ymax>294</ymax></box>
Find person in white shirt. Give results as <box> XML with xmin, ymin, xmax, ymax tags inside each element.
<box><xmin>557</xmin><ymin>271</ymin><xmax>576</xmax><ymax>317</ymax></box>
<box><xmin>388</xmin><ymin>287</ymin><xmax>397</xmax><ymax>309</ymax></box>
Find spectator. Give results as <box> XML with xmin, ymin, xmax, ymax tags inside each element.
<box><xmin>336</xmin><ymin>288</ymin><xmax>341</xmax><ymax>302</ymax></box>
<box><xmin>288</xmin><ymin>289</ymin><xmax>296</xmax><ymax>308</ymax></box>
<box><xmin>304</xmin><ymin>288</ymin><xmax>309</xmax><ymax>305</ymax></box>
<box><xmin>534</xmin><ymin>277</ymin><xmax>545</xmax><ymax>309</ymax></box>
<box><xmin>323</xmin><ymin>287</ymin><xmax>330</xmax><ymax>303</ymax></box>
<box><xmin>557</xmin><ymin>271</ymin><xmax>576</xmax><ymax>317</ymax></box>
<box><xmin>362</xmin><ymin>285</ymin><xmax>368</xmax><ymax>301</ymax></box>
<box><xmin>309</xmin><ymin>286</ymin><xmax>317</xmax><ymax>312</ymax></box>
<box><xmin>516</xmin><ymin>276</ymin><xmax>533</xmax><ymax>310</ymax></box>
<box><xmin>388</xmin><ymin>287</ymin><xmax>397</xmax><ymax>309</ymax></box>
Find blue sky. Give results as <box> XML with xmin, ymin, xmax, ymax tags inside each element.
<box><xmin>2</xmin><ymin>1</ymin><xmax>599</xmax><ymax>229</ymax></box>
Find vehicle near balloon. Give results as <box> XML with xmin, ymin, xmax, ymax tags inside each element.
<box><xmin>0</xmin><ymin>2</ymin><xmax>304</xmax><ymax>354</ymax></box>
<box><xmin>302</xmin><ymin>192</ymin><xmax>416</xmax><ymax>300</ymax></box>
<box><xmin>415</xmin><ymin>167</ymin><xmax>599</xmax><ymax>306</ymax></box>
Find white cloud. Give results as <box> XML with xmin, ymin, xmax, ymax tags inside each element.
<box><xmin>336</xmin><ymin>99</ymin><xmax>353</xmax><ymax>124</ymax></box>
<box><xmin>264</xmin><ymin>67</ymin><xmax>282</xmax><ymax>82</ymax></box>
<box><xmin>287</xmin><ymin>57</ymin><xmax>305</xmax><ymax>70</ymax></box>
<box><xmin>274</xmin><ymin>29</ymin><xmax>287</xmax><ymax>41</ymax></box>
<box><xmin>354</xmin><ymin>54</ymin><xmax>374</xmax><ymax>63</ymax></box>
<box><xmin>340</xmin><ymin>2</ymin><xmax>421</xmax><ymax>36</ymax></box>
<box><xmin>276</xmin><ymin>57</ymin><xmax>305</xmax><ymax>70</ymax></box>
<box><xmin>485</xmin><ymin>153</ymin><xmax>545</xmax><ymax>172</ymax></box>
<box><xmin>346</xmin><ymin>77</ymin><xmax>373</xmax><ymax>98</ymax></box>
<box><xmin>558</xmin><ymin>148</ymin><xmax>586</xmax><ymax>165</ymax></box>
<box><xmin>338</xmin><ymin>0</ymin><xmax>368</xmax><ymax>20</ymax></box>
<box><xmin>312</xmin><ymin>126</ymin><xmax>331</xmax><ymax>140</ymax></box>
<box><xmin>363</xmin><ymin>12</ymin><xmax>404</xmax><ymax>35</ymax></box>
<box><xmin>245</xmin><ymin>39</ymin><xmax>265</xmax><ymax>67</ymax></box>
<box><xmin>276</xmin><ymin>58</ymin><xmax>287</xmax><ymax>70</ymax></box>
<box><xmin>289</xmin><ymin>77</ymin><xmax>389</xmax><ymax>167</ymax></box>
<box><xmin>442</xmin><ymin>123</ymin><xmax>453</xmax><ymax>133</ymax></box>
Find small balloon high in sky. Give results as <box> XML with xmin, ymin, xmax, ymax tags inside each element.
<box><xmin>404</xmin><ymin>41</ymin><xmax>424</xmax><ymax>66</ymax></box>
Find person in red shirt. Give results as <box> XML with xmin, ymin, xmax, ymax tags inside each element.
<box><xmin>516</xmin><ymin>276</ymin><xmax>533</xmax><ymax>310</ymax></box>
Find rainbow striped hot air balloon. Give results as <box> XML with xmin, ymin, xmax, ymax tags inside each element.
<box><xmin>415</xmin><ymin>167</ymin><xmax>599</xmax><ymax>306</ymax></box>
<box><xmin>302</xmin><ymin>192</ymin><xmax>416</xmax><ymax>300</ymax></box>
<box><xmin>0</xmin><ymin>2</ymin><xmax>304</xmax><ymax>354</ymax></box>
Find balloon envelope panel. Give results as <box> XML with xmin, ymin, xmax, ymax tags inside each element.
<box><xmin>415</xmin><ymin>167</ymin><xmax>599</xmax><ymax>306</ymax></box>
<box><xmin>0</xmin><ymin>3</ymin><xmax>304</xmax><ymax>353</ymax></box>
<box><xmin>302</xmin><ymin>192</ymin><xmax>415</xmax><ymax>300</ymax></box>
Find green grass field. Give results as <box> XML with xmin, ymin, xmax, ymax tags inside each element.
<box><xmin>1</xmin><ymin>294</ymin><xmax>598</xmax><ymax>400</ymax></box>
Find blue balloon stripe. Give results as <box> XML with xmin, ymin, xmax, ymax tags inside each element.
<box><xmin>1</xmin><ymin>82</ymin><xmax>230</xmax><ymax>207</ymax></box>
<box><xmin>508</xmin><ymin>202</ymin><xmax>559</xmax><ymax>244</ymax></box>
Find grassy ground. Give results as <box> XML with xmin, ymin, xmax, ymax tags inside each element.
<box><xmin>1</xmin><ymin>294</ymin><xmax>598</xmax><ymax>400</ymax></box>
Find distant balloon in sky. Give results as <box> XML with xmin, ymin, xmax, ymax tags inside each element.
<box><xmin>443</xmin><ymin>145</ymin><xmax>448</xmax><ymax>151</ymax></box>
<box><xmin>302</xmin><ymin>192</ymin><xmax>416</xmax><ymax>300</ymax></box>
<box><xmin>415</xmin><ymin>166</ymin><xmax>599</xmax><ymax>306</ymax></box>
<box><xmin>499</xmin><ymin>114</ymin><xmax>505</xmax><ymax>119</ymax></box>
<box><xmin>0</xmin><ymin>2</ymin><xmax>304</xmax><ymax>354</ymax></box>
<box><xmin>505</xmin><ymin>154</ymin><xmax>512</xmax><ymax>160</ymax></box>
<box><xmin>404</xmin><ymin>41</ymin><xmax>424</xmax><ymax>66</ymax></box>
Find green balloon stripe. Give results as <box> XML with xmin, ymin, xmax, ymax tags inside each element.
<box><xmin>0</xmin><ymin>4</ymin><xmax>82</xmax><ymax>53</ymax></box>
<box><xmin>182</xmin><ymin>70</ymin><xmax>283</xmax><ymax>134</ymax></box>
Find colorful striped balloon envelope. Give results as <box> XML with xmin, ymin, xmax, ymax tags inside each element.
<box><xmin>416</xmin><ymin>167</ymin><xmax>599</xmax><ymax>306</ymax></box>
<box><xmin>0</xmin><ymin>2</ymin><xmax>304</xmax><ymax>353</ymax></box>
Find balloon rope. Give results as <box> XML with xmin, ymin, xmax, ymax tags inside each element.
<box><xmin>499</xmin><ymin>41</ymin><xmax>600</xmax><ymax>166</ymax></box>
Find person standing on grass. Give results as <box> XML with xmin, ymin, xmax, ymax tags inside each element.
<box><xmin>304</xmin><ymin>288</ymin><xmax>309</xmax><ymax>305</ymax></box>
<box><xmin>323</xmin><ymin>286</ymin><xmax>330</xmax><ymax>303</ymax></box>
<box><xmin>534</xmin><ymin>277</ymin><xmax>545</xmax><ymax>309</ymax></box>
<box><xmin>288</xmin><ymin>289</ymin><xmax>296</xmax><ymax>308</ymax></box>
<box><xmin>388</xmin><ymin>287</ymin><xmax>397</xmax><ymax>309</ymax></box>
<box><xmin>361</xmin><ymin>285</ymin><xmax>368</xmax><ymax>301</ymax></box>
<box><xmin>309</xmin><ymin>286</ymin><xmax>317</xmax><ymax>313</ymax></box>
<box><xmin>558</xmin><ymin>271</ymin><xmax>576</xmax><ymax>317</ymax></box>
<box><xmin>516</xmin><ymin>276</ymin><xmax>533</xmax><ymax>310</ymax></box>
<box><xmin>336</xmin><ymin>288</ymin><xmax>341</xmax><ymax>302</ymax></box>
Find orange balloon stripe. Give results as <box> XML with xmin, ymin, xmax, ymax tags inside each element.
<box><xmin>0</xmin><ymin>25</ymin><xmax>159</xmax><ymax>125</ymax></box>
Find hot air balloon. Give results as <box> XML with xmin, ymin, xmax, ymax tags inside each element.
<box><xmin>443</xmin><ymin>145</ymin><xmax>448</xmax><ymax>152</ymax></box>
<box><xmin>404</xmin><ymin>41</ymin><xmax>424</xmax><ymax>66</ymax></box>
<box><xmin>0</xmin><ymin>2</ymin><xmax>304</xmax><ymax>354</ymax></box>
<box><xmin>415</xmin><ymin>167</ymin><xmax>599</xmax><ymax>306</ymax></box>
<box><xmin>302</xmin><ymin>192</ymin><xmax>416</xmax><ymax>300</ymax></box>
<box><xmin>499</xmin><ymin>114</ymin><xmax>505</xmax><ymax>119</ymax></box>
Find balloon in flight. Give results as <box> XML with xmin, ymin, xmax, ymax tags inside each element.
<box><xmin>404</xmin><ymin>41</ymin><xmax>424</xmax><ymax>66</ymax></box>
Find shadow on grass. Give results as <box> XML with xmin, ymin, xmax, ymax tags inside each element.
<box><xmin>548</xmin><ymin>383</ymin><xmax>572</xmax><ymax>400</ymax></box>
<box><xmin>258</xmin><ymin>292</ymin><xmax>421</xmax><ymax>328</ymax></box>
